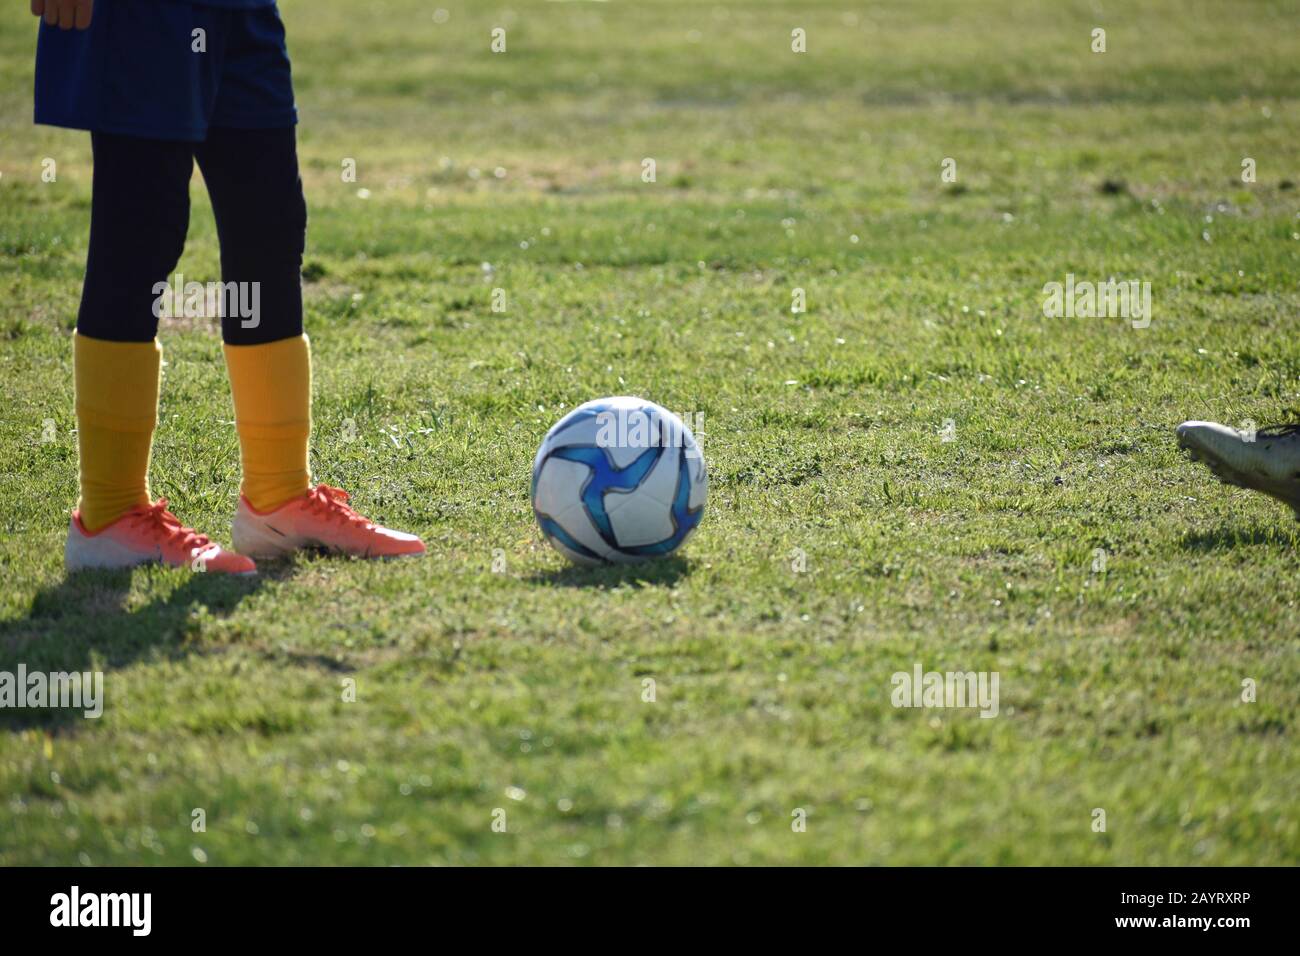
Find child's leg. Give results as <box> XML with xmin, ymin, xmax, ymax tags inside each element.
<box><xmin>75</xmin><ymin>132</ymin><xmax>193</xmax><ymax>531</ymax></box>
<box><xmin>194</xmin><ymin>125</ymin><xmax>312</xmax><ymax>512</ymax></box>
<box><xmin>196</xmin><ymin>127</ymin><xmax>424</xmax><ymax>560</ymax></box>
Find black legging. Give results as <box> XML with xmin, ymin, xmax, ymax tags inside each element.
<box><xmin>77</xmin><ymin>126</ymin><xmax>306</xmax><ymax>345</ymax></box>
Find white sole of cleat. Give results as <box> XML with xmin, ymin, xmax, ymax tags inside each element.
<box><xmin>1177</xmin><ymin>422</ymin><xmax>1300</xmax><ymax>518</ymax></box>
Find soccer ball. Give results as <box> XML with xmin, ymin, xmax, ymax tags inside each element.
<box><xmin>532</xmin><ymin>397</ymin><xmax>707</xmax><ymax>565</ymax></box>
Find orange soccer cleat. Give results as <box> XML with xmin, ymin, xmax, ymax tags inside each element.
<box><xmin>66</xmin><ymin>499</ymin><xmax>257</xmax><ymax>575</ymax></box>
<box><xmin>231</xmin><ymin>484</ymin><xmax>426</xmax><ymax>560</ymax></box>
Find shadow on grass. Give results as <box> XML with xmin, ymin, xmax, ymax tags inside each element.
<box><xmin>0</xmin><ymin>565</ymin><xmax>289</xmax><ymax>732</ymax></box>
<box><xmin>527</xmin><ymin>556</ymin><xmax>691</xmax><ymax>589</ymax></box>
<box><xmin>1179</xmin><ymin>523</ymin><xmax>1300</xmax><ymax>552</ymax></box>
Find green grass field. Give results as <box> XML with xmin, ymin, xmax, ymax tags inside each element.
<box><xmin>2</xmin><ymin>0</ymin><xmax>1299</xmax><ymax>865</ymax></box>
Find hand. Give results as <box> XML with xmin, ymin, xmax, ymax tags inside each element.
<box><xmin>31</xmin><ymin>0</ymin><xmax>93</xmax><ymax>30</ymax></box>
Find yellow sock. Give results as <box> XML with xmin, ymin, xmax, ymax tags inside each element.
<box><xmin>74</xmin><ymin>334</ymin><xmax>161</xmax><ymax>532</ymax></box>
<box><xmin>224</xmin><ymin>334</ymin><xmax>312</xmax><ymax>512</ymax></box>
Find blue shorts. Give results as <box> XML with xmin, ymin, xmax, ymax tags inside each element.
<box><xmin>34</xmin><ymin>0</ymin><xmax>296</xmax><ymax>142</ymax></box>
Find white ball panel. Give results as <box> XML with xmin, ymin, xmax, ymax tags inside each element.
<box><xmin>533</xmin><ymin>456</ymin><xmax>591</xmax><ymax>520</ymax></box>
<box><xmin>686</xmin><ymin>446</ymin><xmax>708</xmax><ymax>511</ymax></box>
<box><xmin>550</xmin><ymin>501</ymin><xmax>618</xmax><ymax>562</ymax></box>
<box><xmin>605</xmin><ymin>500</ymin><xmax>676</xmax><ymax>548</ymax></box>
<box><xmin>636</xmin><ymin>445</ymin><xmax>683</xmax><ymax>509</ymax></box>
